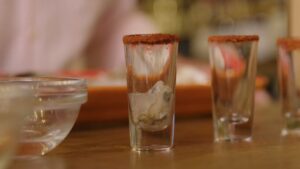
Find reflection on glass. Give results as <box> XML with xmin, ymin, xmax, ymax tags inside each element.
<box><xmin>130</xmin><ymin>150</ymin><xmax>175</xmax><ymax>169</ymax></box>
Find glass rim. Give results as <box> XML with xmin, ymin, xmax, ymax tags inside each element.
<box><xmin>0</xmin><ymin>77</ymin><xmax>88</xmax><ymax>105</ymax></box>
<box><xmin>0</xmin><ymin>76</ymin><xmax>87</xmax><ymax>88</ymax></box>
<box><xmin>123</xmin><ymin>33</ymin><xmax>179</xmax><ymax>45</ymax></box>
<box><xmin>208</xmin><ymin>35</ymin><xmax>259</xmax><ymax>43</ymax></box>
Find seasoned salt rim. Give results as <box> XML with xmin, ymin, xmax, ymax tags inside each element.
<box><xmin>123</xmin><ymin>34</ymin><xmax>179</xmax><ymax>44</ymax></box>
<box><xmin>208</xmin><ymin>35</ymin><xmax>259</xmax><ymax>43</ymax></box>
<box><xmin>277</xmin><ymin>38</ymin><xmax>300</xmax><ymax>51</ymax></box>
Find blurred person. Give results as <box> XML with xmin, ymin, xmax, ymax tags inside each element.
<box><xmin>0</xmin><ymin>0</ymin><xmax>157</xmax><ymax>74</ymax></box>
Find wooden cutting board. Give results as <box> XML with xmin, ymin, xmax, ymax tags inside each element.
<box><xmin>78</xmin><ymin>84</ymin><xmax>211</xmax><ymax>124</ymax></box>
<box><xmin>77</xmin><ymin>76</ymin><xmax>268</xmax><ymax>124</ymax></box>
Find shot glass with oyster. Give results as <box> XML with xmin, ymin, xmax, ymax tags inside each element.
<box><xmin>123</xmin><ymin>34</ymin><xmax>178</xmax><ymax>151</ymax></box>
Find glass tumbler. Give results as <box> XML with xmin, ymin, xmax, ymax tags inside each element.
<box><xmin>123</xmin><ymin>34</ymin><xmax>178</xmax><ymax>151</ymax></box>
<box><xmin>0</xmin><ymin>83</ymin><xmax>34</xmax><ymax>169</ymax></box>
<box><xmin>208</xmin><ymin>35</ymin><xmax>259</xmax><ymax>142</ymax></box>
<box><xmin>277</xmin><ymin>38</ymin><xmax>300</xmax><ymax>136</ymax></box>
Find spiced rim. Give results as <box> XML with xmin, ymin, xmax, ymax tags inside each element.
<box><xmin>123</xmin><ymin>34</ymin><xmax>179</xmax><ymax>44</ymax></box>
<box><xmin>208</xmin><ymin>35</ymin><xmax>259</xmax><ymax>42</ymax></box>
<box><xmin>277</xmin><ymin>38</ymin><xmax>300</xmax><ymax>50</ymax></box>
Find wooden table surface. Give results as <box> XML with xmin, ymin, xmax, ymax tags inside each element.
<box><xmin>10</xmin><ymin>101</ymin><xmax>300</xmax><ymax>169</ymax></box>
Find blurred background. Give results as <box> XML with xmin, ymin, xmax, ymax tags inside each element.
<box><xmin>0</xmin><ymin>0</ymin><xmax>297</xmax><ymax>99</ymax></box>
<box><xmin>138</xmin><ymin>0</ymin><xmax>287</xmax><ymax>61</ymax></box>
<box><xmin>138</xmin><ymin>0</ymin><xmax>288</xmax><ymax>98</ymax></box>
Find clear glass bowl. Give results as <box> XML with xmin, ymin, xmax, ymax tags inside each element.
<box><xmin>0</xmin><ymin>77</ymin><xmax>87</xmax><ymax>156</ymax></box>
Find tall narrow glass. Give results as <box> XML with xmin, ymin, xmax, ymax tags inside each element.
<box><xmin>277</xmin><ymin>38</ymin><xmax>300</xmax><ymax>136</ymax></box>
<box><xmin>208</xmin><ymin>35</ymin><xmax>259</xmax><ymax>142</ymax></box>
<box><xmin>0</xmin><ymin>83</ymin><xmax>34</xmax><ymax>169</ymax></box>
<box><xmin>123</xmin><ymin>34</ymin><xmax>178</xmax><ymax>151</ymax></box>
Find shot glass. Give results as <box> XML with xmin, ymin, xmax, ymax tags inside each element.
<box><xmin>0</xmin><ymin>83</ymin><xmax>34</xmax><ymax>169</ymax></box>
<box><xmin>208</xmin><ymin>35</ymin><xmax>259</xmax><ymax>142</ymax></box>
<box><xmin>123</xmin><ymin>34</ymin><xmax>178</xmax><ymax>151</ymax></box>
<box><xmin>277</xmin><ymin>38</ymin><xmax>300</xmax><ymax>136</ymax></box>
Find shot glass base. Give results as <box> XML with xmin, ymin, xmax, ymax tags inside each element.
<box><xmin>214</xmin><ymin>115</ymin><xmax>253</xmax><ymax>143</ymax></box>
<box><xmin>281</xmin><ymin>128</ymin><xmax>300</xmax><ymax>137</ymax></box>
<box><xmin>214</xmin><ymin>136</ymin><xmax>252</xmax><ymax>143</ymax></box>
<box><xmin>129</xmin><ymin>114</ymin><xmax>175</xmax><ymax>153</ymax></box>
<box><xmin>131</xmin><ymin>145</ymin><xmax>172</xmax><ymax>152</ymax></box>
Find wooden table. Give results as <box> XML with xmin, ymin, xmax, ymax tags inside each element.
<box><xmin>10</xmin><ymin>102</ymin><xmax>300</xmax><ymax>169</ymax></box>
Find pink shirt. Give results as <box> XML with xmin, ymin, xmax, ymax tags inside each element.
<box><xmin>0</xmin><ymin>0</ymin><xmax>157</xmax><ymax>74</ymax></box>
